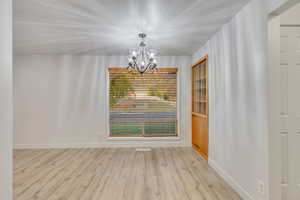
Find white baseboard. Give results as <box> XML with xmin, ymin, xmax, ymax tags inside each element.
<box><xmin>14</xmin><ymin>142</ymin><xmax>191</xmax><ymax>149</ymax></box>
<box><xmin>14</xmin><ymin>143</ymin><xmax>102</xmax><ymax>149</ymax></box>
<box><xmin>208</xmin><ymin>159</ymin><xmax>255</xmax><ymax>200</ymax></box>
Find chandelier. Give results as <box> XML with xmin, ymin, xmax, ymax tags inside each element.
<box><xmin>127</xmin><ymin>33</ymin><xmax>158</xmax><ymax>74</ymax></box>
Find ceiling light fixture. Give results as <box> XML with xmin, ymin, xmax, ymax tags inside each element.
<box><xmin>127</xmin><ymin>33</ymin><xmax>158</xmax><ymax>74</ymax></box>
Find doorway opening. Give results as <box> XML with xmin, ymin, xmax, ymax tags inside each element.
<box><xmin>268</xmin><ymin>2</ymin><xmax>300</xmax><ymax>199</ymax></box>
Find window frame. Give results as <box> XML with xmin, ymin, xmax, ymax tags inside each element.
<box><xmin>106</xmin><ymin>67</ymin><xmax>180</xmax><ymax>139</ymax></box>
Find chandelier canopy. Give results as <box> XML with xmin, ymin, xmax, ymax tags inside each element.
<box><xmin>127</xmin><ymin>33</ymin><xmax>158</xmax><ymax>74</ymax></box>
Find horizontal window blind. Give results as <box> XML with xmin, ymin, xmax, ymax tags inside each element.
<box><xmin>109</xmin><ymin>68</ymin><xmax>178</xmax><ymax>137</ymax></box>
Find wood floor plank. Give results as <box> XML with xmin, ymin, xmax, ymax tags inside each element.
<box><xmin>17</xmin><ymin>149</ymin><xmax>87</xmax><ymax>200</ymax></box>
<box><xmin>31</xmin><ymin>149</ymin><xmax>88</xmax><ymax>200</ymax></box>
<box><xmin>14</xmin><ymin>148</ymin><xmax>242</xmax><ymax>200</ymax></box>
<box><xmin>157</xmin><ymin>148</ymin><xmax>189</xmax><ymax>200</ymax></box>
<box><xmin>15</xmin><ymin>149</ymin><xmax>77</xmax><ymax>199</ymax></box>
<box><xmin>14</xmin><ymin>149</ymin><xmax>50</xmax><ymax>170</ymax></box>
<box><xmin>79</xmin><ymin>148</ymin><xmax>118</xmax><ymax>200</ymax></box>
<box><xmin>47</xmin><ymin>149</ymin><xmax>101</xmax><ymax>200</ymax></box>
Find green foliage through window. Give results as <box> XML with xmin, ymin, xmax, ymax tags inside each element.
<box><xmin>110</xmin><ymin>74</ymin><xmax>134</xmax><ymax>107</ymax></box>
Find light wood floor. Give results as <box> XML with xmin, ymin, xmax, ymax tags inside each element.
<box><xmin>14</xmin><ymin>147</ymin><xmax>241</xmax><ymax>200</ymax></box>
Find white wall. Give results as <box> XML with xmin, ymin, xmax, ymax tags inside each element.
<box><xmin>280</xmin><ymin>2</ymin><xmax>300</xmax><ymax>25</ymax></box>
<box><xmin>14</xmin><ymin>55</ymin><xmax>192</xmax><ymax>148</ymax></box>
<box><xmin>193</xmin><ymin>0</ymin><xmax>269</xmax><ymax>199</ymax></box>
<box><xmin>0</xmin><ymin>0</ymin><xmax>13</xmax><ymax>199</ymax></box>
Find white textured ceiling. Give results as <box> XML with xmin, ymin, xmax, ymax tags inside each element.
<box><xmin>14</xmin><ymin>0</ymin><xmax>249</xmax><ymax>55</ymax></box>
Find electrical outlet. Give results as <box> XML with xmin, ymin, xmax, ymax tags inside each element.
<box><xmin>257</xmin><ymin>179</ymin><xmax>265</xmax><ymax>195</ymax></box>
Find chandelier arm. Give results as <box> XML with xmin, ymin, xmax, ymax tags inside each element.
<box><xmin>133</xmin><ymin>59</ymin><xmax>140</xmax><ymax>73</ymax></box>
<box><xmin>141</xmin><ymin>62</ymin><xmax>152</xmax><ymax>74</ymax></box>
<box><xmin>127</xmin><ymin>65</ymin><xmax>133</xmax><ymax>71</ymax></box>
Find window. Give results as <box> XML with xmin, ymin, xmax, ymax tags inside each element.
<box><xmin>109</xmin><ymin>68</ymin><xmax>178</xmax><ymax>137</ymax></box>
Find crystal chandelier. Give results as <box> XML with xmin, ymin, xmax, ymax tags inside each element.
<box><xmin>127</xmin><ymin>33</ymin><xmax>158</xmax><ymax>74</ymax></box>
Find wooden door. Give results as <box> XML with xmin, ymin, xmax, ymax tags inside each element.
<box><xmin>192</xmin><ymin>57</ymin><xmax>208</xmax><ymax>160</ymax></box>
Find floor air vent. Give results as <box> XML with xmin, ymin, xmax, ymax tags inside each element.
<box><xmin>135</xmin><ymin>148</ymin><xmax>151</xmax><ymax>152</ymax></box>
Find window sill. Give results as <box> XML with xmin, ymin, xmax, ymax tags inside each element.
<box><xmin>106</xmin><ymin>136</ymin><xmax>181</xmax><ymax>142</ymax></box>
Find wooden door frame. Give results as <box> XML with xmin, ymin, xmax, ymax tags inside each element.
<box><xmin>107</xmin><ymin>67</ymin><xmax>180</xmax><ymax>138</ymax></box>
<box><xmin>191</xmin><ymin>55</ymin><xmax>209</xmax><ymax>160</ymax></box>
